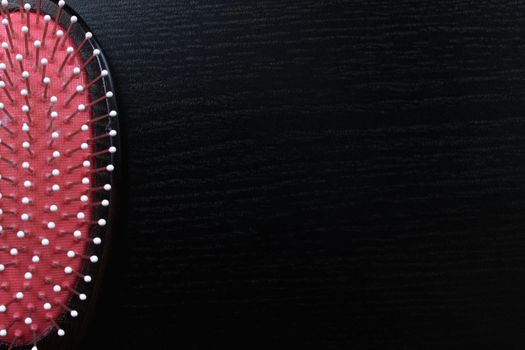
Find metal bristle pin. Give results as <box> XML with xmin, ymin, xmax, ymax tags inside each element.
<box><xmin>0</xmin><ymin>1</ymin><xmax>119</xmax><ymax>348</ymax></box>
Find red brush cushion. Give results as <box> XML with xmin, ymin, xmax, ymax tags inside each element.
<box><xmin>0</xmin><ymin>11</ymin><xmax>93</xmax><ymax>344</ymax></box>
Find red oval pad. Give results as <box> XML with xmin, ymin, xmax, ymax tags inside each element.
<box><xmin>0</xmin><ymin>11</ymin><xmax>93</xmax><ymax>344</ymax></box>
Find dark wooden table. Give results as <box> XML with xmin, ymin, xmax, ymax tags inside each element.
<box><xmin>70</xmin><ymin>0</ymin><xmax>525</xmax><ymax>348</ymax></box>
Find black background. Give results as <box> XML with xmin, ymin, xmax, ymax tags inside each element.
<box><xmin>69</xmin><ymin>0</ymin><xmax>525</xmax><ymax>349</ymax></box>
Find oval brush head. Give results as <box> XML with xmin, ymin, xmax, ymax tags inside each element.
<box><xmin>0</xmin><ymin>1</ymin><xmax>119</xmax><ymax>348</ymax></box>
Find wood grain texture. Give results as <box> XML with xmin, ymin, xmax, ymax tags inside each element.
<box><xmin>67</xmin><ymin>0</ymin><xmax>525</xmax><ymax>348</ymax></box>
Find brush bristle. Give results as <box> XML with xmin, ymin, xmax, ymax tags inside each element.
<box><xmin>0</xmin><ymin>1</ymin><xmax>115</xmax><ymax>347</ymax></box>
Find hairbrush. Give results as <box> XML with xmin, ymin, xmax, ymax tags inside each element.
<box><xmin>0</xmin><ymin>1</ymin><xmax>119</xmax><ymax>349</ymax></box>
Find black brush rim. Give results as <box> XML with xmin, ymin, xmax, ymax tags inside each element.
<box><xmin>0</xmin><ymin>1</ymin><xmax>122</xmax><ymax>349</ymax></box>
